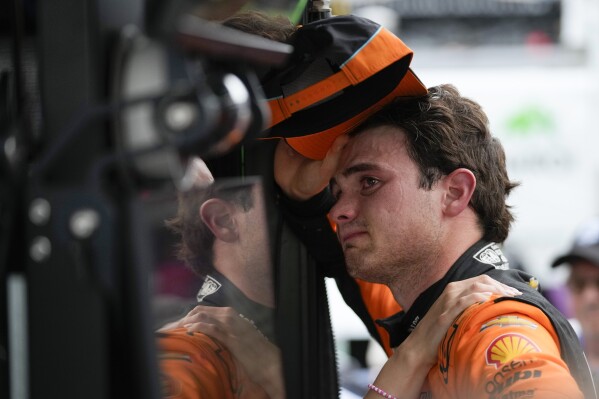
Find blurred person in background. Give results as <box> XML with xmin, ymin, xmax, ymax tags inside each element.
<box><xmin>552</xmin><ymin>217</ymin><xmax>599</xmax><ymax>387</ymax></box>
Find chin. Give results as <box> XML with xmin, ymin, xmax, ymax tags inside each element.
<box><xmin>345</xmin><ymin>260</ymin><xmax>366</xmax><ymax>280</ymax></box>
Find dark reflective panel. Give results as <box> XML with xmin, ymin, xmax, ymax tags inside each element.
<box><xmin>147</xmin><ymin>160</ymin><xmax>283</xmax><ymax>398</ymax></box>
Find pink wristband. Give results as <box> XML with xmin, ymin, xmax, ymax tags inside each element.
<box><xmin>367</xmin><ymin>383</ymin><xmax>399</xmax><ymax>399</ymax></box>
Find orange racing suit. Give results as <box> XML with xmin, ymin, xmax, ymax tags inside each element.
<box><xmin>425</xmin><ymin>298</ymin><xmax>583</xmax><ymax>398</ymax></box>
<box><xmin>278</xmin><ymin>189</ymin><xmax>596</xmax><ymax>396</ymax></box>
<box><xmin>157</xmin><ymin>272</ymin><xmax>275</xmax><ymax>399</ymax></box>
<box><xmin>376</xmin><ymin>241</ymin><xmax>596</xmax><ymax>399</ymax></box>
<box><xmin>158</xmin><ymin>328</ymin><xmax>269</xmax><ymax>399</ymax></box>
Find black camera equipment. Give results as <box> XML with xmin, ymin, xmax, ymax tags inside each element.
<box><xmin>0</xmin><ymin>0</ymin><xmax>348</xmax><ymax>397</ymax></box>
<box><xmin>0</xmin><ymin>0</ymin><xmax>297</xmax><ymax>398</ymax></box>
<box><xmin>304</xmin><ymin>0</ymin><xmax>332</xmax><ymax>23</ymax></box>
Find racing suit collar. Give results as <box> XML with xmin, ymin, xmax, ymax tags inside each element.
<box><xmin>195</xmin><ymin>270</ymin><xmax>277</xmax><ymax>343</ymax></box>
<box><xmin>377</xmin><ymin>240</ymin><xmax>508</xmax><ymax>348</ymax></box>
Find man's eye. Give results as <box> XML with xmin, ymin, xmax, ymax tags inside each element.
<box><xmin>362</xmin><ymin>177</ymin><xmax>379</xmax><ymax>188</ymax></box>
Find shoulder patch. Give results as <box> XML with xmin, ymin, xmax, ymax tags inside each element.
<box><xmin>480</xmin><ymin>316</ymin><xmax>538</xmax><ymax>332</ymax></box>
<box><xmin>197</xmin><ymin>275</ymin><xmax>222</xmax><ymax>302</ymax></box>
<box><xmin>485</xmin><ymin>333</ymin><xmax>540</xmax><ymax>368</ymax></box>
<box><xmin>473</xmin><ymin>243</ymin><xmax>509</xmax><ymax>269</ymax></box>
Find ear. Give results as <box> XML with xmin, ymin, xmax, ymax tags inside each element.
<box><xmin>199</xmin><ymin>198</ymin><xmax>238</xmax><ymax>242</ymax></box>
<box><xmin>441</xmin><ymin>168</ymin><xmax>476</xmax><ymax>217</ymax></box>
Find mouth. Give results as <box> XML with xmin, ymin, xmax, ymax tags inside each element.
<box><xmin>339</xmin><ymin>230</ymin><xmax>367</xmax><ymax>246</ymax></box>
<box><xmin>583</xmin><ymin>306</ymin><xmax>599</xmax><ymax>314</ymax></box>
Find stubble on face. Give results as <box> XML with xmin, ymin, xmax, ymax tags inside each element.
<box><xmin>237</xmin><ymin>186</ymin><xmax>275</xmax><ymax>305</ymax></box>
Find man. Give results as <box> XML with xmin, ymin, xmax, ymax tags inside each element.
<box><xmin>275</xmin><ymin>84</ymin><xmax>596</xmax><ymax>398</ymax></box>
<box><xmin>156</xmin><ymin>158</ymin><xmax>517</xmax><ymax>399</ymax></box>
<box><xmin>157</xmin><ymin>160</ymin><xmax>284</xmax><ymax>399</ymax></box>
<box><xmin>155</xmin><ymin>14</ymin><xmax>422</xmax><ymax>398</ymax></box>
<box><xmin>552</xmin><ymin>217</ymin><xmax>599</xmax><ymax>388</ymax></box>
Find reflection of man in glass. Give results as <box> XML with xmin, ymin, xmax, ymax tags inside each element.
<box><xmin>157</xmin><ymin>158</ymin><xmax>283</xmax><ymax>399</ymax></box>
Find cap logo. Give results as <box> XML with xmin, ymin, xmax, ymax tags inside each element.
<box><xmin>485</xmin><ymin>333</ymin><xmax>540</xmax><ymax>368</ymax></box>
<box><xmin>473</xmin><ymin>243</ymin><xmax>509</xmax><ymax>270</ymax></box>
<box><xmin>196</xmin><ymin>275</ymin><xmax>221</xmax><ymax>302</ymax></box>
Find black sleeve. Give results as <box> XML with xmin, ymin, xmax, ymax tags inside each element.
<box><xmin>275</xmin><ymin>186</ymin><xmax>346</xmax><ymax>278</ymax></box>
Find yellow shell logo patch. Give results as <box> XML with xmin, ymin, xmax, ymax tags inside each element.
<box><xmin>528</xmin><ymin>277</ymin><xmax>539</xmax><ymax>290</ymax></box>
<box><xmin>485</xmin><ymin>333</ymin><xmax>540</xmax><ymax>368</ymax></box>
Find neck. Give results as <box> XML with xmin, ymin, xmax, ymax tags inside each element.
<box><xmin>213</xmin><ymin>246</ymin><xmax>275</xmax><ymax>308</ymax></box>
<box><xmin>387</xmin><ymin>251</ymin><xmax>446</xmax><ymax>310</ymax></box>
<box><xmin>391</xmin><ymin>218</ymin><xmax>483</xmax><ymax>310</ymax></box>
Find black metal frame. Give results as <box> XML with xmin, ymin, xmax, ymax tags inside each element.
<box><xmin>0</xmin><ymin>1</ymin><xmax>345</xmax><ymax>398</ymax></box>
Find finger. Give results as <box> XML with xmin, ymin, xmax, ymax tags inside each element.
<box><xmin>282</xmin><ymin>139</ymin><xmax>299</xmax><ymax>157</ymax></box>
<box><xmin>469</xmin><ymin>275</ymin><xmax>521</xmax><ymax>294</ymax></box>
<box><xmin>181</xmin><ymin>306</ymin><xmax>235</xmax><ymax>327</ymax></box>
<box><xmin>466</xmin><ymin>281</ymin><xmax>521</xmax><ymax>297</ymax></box>
<box><xmin>274</xmin><ymin>138</ymin><xmax>296</xmax><ymax>157</ymax></box>
<box><xmin>184</xmin><ymin>310</ymin><xmax>238</xmax><ymax>330</ymax></box>
<box><xmin>185</xmin><ymin>321</ymin><xmax>231</xmax><ymax>344</ymax></box>
<box><xmin>321</xmin><ymin>134</ymin><xmax>349</xmax><ymax>177</ymax></box>
<box><xmin>184</xmin><ymin>304</ymin><xmax>215</xmax><ymax>318</ymax></box>
<box><xmin>330</xmin><ymin>133</ymin><xmax>349</xmax><ymax>153</ymax></box>
<box><xmin>448</xmin><ymin>276</ymin><xmax>521</xmax><ymax>297</ymax></box>
<box><xmin>183</xmin><ymin>306</ymin><xmax>216</xmax><ymax>322</ymax></box>
<box><xmin>180</xmin><ymin>312</ymin><xmax>213</xmax><ymax>327</ymax></box>
<box><xmin>478</xmin><ymin>280</ymin><xmax>522</xmax><ymax>297</ymax></box>
<box><xmin>436</xmin><ymin>292</ymin><xmax>493</xmax><ymax>325</ymax></box>
<box><xmin>274</xmin><ymin>140</ymin><xmax>292</xmax><ymax>175</ymax></box>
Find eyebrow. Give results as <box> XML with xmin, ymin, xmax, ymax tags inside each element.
<box><xmin>330</xmin><ymin>162</ymin><xmax>382</xmax><ymax>189</ymax></box>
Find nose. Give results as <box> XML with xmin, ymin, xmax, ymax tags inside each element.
<box><xmin>579</xmin><ymin>282</ymin><xmax>599</xmax><ymax>303</ymax></box>
<box><xmin>329</xmin><ymin>195</ymin><xmax>358</xmax><ymax>225</ymax></box>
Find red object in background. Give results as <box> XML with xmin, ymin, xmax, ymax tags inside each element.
<box><xmin>155</xmin><ymin>261</ymin><xmax>202</xmax><ymax>299</ymax></box>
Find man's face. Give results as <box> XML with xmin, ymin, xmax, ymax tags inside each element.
<box><xmin>328</xmin><ymin>126</ymin><xmax>444</xmax><ymax>287</ymax></box>
<box><xmin>238</xmin><ymin>185</ymin><xmax>272</xmax><ymax>273</ymax></box>
<box><xmin>568</xmin><ymin>260</ymin><xmax>599</xmax><ymax>338</ymax></box>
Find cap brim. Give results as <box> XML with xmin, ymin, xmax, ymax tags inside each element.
<box><xmin>551</xmin><ymin>246</ymin><xmax>599</xmax><ymax>268</ymax></box>
<box><xmin>286</xmin><ymin>69</ymin><xmax>427</xmax><ymax>160</ymax></box>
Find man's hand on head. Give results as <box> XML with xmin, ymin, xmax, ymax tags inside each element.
<box><xmin>273</xmin><ymin>135</ymin><xmax>348</xmax><ymax>201</ymax></box>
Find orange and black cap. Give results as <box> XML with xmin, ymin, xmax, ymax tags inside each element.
<box><xmin>261</xmin><ymin>15</ymin><xmax>427</xmax><ymax>160</ymax></box>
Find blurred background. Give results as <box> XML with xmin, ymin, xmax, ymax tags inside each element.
<box><xmin>2</xmin><ymin>0</ymin><xmax>598</xmax><ymax>397</ymax></box>
<box><xmin>324</xmin><ymin>0</ymin><xmax>599</xmax><ymax>396</ymax></box>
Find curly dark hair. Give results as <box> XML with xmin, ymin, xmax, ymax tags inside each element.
<box><xmin>352</xmin><ymin>84</ymin><xmax>519</xmax><ymax>243</ymax></box>
<box><xmin>166</xmin><ymin>180</ymin><xmax>255</xmax><ymax>278</ymax></box>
